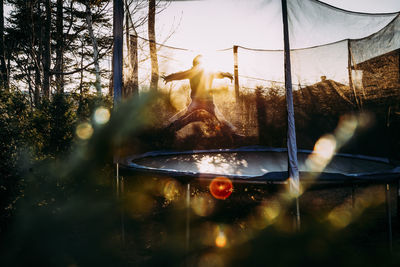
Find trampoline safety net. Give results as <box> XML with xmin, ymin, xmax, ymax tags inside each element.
<box><xmin>120</xmin><ymin>0</ymin><xmax>400</xmax><ymax>161</ymax></box>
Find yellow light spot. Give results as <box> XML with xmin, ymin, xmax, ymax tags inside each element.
<box><xmin>76</xmin><ymin>122</ymin><xmax>93</xmax><ymax>140</ymax></box>
<box><xmin>215</xmin><ymin>231</ymin><xmax>227</xmax><ymax>248</ymax></box>
<box><xmin>335</xmin><ymin>114</ymin><xmax>358</xmax><ymax>144</ymax></box>
<box><xmin>306</xmin><ymin>134</ymin><xmax>337</xmax><ymax>172</ymax></box>
<box><xmin>262</xmin><ymin>204</ymin><xmax>280</xmax><ymax>221</ymax></box>
<box><xmin>192</xmin><ymin>193</ymin><xmax>215</xmax><ymax>217</ymax></box>
<box><xmin>314</xmin><ymin>135</ymin><xmax>336</xmax><ymax>159</ymax></box>
<box><xmin>163</xmin><ymin>179</ymin><xmax>181</xmax><ymax>201</ymax></box>
<box><xmin>94</xmin><ymin>107</ymin><xmax>110</xmax><ymax>125</ymax></box>
<box><xmin>327</xmin><ymin>209</ymin><xmax>352</xmax><ymax>229</ymax></box>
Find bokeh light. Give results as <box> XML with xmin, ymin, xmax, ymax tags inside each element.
<box><xmin>76</xmin><ymin>122</ymin><xmax>94</xmax><ymax>140</ymax></box>
<box><xmin>209</xmin><ymin>177</ymin><xmax>233</xmax><ymax>200</ymax></box>
<box><xmin>191</xmin><ymin>192</ymin><xmax>215</xmax><ymax>216</ymax></box>
<box><xmin>94</xmin><ymin>106</ymin><xmax>111</xmax><ymax>125</ymax></box>
<box><xmin>215</xmin><ymin>229</ymin><xmax>227</xmax><ymax>248</ymax></box>
<box><xmin>162</xmin><ymin>179</ymin><xmax>182</xmax><ymax>201</ymax></box>
<box><xmin>306</xmin><ymin>134</ymin><xmax>336</xmax><ymax>172</ymax></box>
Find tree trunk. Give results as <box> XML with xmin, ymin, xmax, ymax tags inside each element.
<box><xmin>32</xmin><ymin>0</ymin><xmax>42</xmax><ymax>106</ymax></box>
<box><xmin>124</xmin><ymin>10</ymin><xmax>139</xmax><ymax>98</ymax></box>
<box><xmin>131</xmin><ymin>32</ymin><xmax>139</xmax><ymax>96</ymax></box>
<box><xmin>148</xmin><ymin>0</ymin><xmax>158</xmax><ymax>92</ymax></box>
<box><xmin>123</xmin><ymin>11</ymin><xmax>131</xmax><ymax>98</ymax></box>
<box><xmin>0</xmin><ymin>0</ymin><xmax>8</xmax><ymax>90</ymax></box>
<box><xmin>55</xmin><ymin>0</ymin><xmax>64</xmax><ymax>93</ymax></box>
<box><xmin>43</xmin><ymin>0</ymin><xmax>52</xmax><ymax>98</ymax></box>
<box><xmin>85</xmin><ymin>1</ymin><xmax>102</xmax><ymax>96</ymax></box>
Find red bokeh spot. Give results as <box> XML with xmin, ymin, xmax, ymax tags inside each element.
<box><xmin>209</xmin><ymin>177</ymin><xmax>233</xmax><ymax>200</ymax></box>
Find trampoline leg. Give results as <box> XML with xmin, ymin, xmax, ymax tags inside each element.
<box><xmin>385</xmin><ymin>183</ymin><xmax>392</xmax><ymax>253</ymax></box>
<box><xmin>116</xmin><ymin>163</ymin><xmax>125</xmax><ymax>245</ymax></box>
<box><xmin>397</xmin><ymin>180</ymin><xmax>400</xmax><ymax>219</ymax></box>
<box><xmin>185</xmin><ymin>183</ymin><xmax>191</xmax><ymax>254</ymax></box>
<box><xmin>116</xmin><ymin>163</ymin><xmax>119</xmax><ymax>198</ymax></box>
<box><xmin>121</xmin><ymin>176</ymin><xmax>125</xmax><ymax>245</ymax></box>
<box><xmin>351</xmin><ymin>183</ymin><xmax>355</xmax><ymax>209</ymax></box>
<box><xmin>295</xmin><ymin>197</ymin><xmax>301</xmax><ymax>231</ymax></box>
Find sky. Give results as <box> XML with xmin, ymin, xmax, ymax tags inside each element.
<box><xmin>156</xmin><ymin>0</ymin><xmax>400</xmax><ymax>51</ymax></box>
<box><xmin>152</xmin><ymin>0</ymin><xmax>400</xmax><ymax>86</ymax></box>
<box><xmin>3</xmin><ymin>0</ymin><xmax>400</xmax><ymax>87</ymax></box>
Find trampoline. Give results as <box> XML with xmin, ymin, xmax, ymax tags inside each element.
<box><xmin>119</xmin><ymin>147</ymin><xmax>400</xmax><ymax>252</ymax></box>
<box><xmin>112</xmin><ymin>0</ymin><xmax>400</xmax><ymax>258</ymax></box>
<box><xmin>120</xmin><ymin>147</ymin><xmax>400</xmax><ymax>184</ymax></box>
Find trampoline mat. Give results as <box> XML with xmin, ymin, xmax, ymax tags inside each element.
<box><xmin>122</xmin><ymin>149</ymin><xmax>400</xmax><ymax>182</ymax></box>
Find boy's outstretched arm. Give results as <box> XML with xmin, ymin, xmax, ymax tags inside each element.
<box><xmin>162</xmin><ymin>69</ymin><xmax>193</xmax><ymax>83</ymax></box>
<box><xmin>215</xmin><ymin>72</ymin><xmax>233</xmax><ymax>82</ymax></box>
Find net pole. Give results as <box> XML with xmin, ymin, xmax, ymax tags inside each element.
<box><xmin>113</xmin><ymin>1</ymin><xmax>124</xmax><ymax>244</ymax></box>
<box><xmin>385</xmin><ymin>183</ymin><xmax>393</xmax><ymax>253</ymax></box>
<box><xmin>281</xmin><ymin>0</ymin><xmax>300</xmax><ymax>192</ymax></box>
<box><xmin>233</xmin><ymin>45</ymin><xmax>240</xmax><ymax>100</ymax></box>
<box><xmin>113</xmin><ymin>0</ymin><xmax>123</xmax><ymax>104</ymax></box>
<box><xmin>113</xmin><ymin>0</ymin><xmax>123</xmax><ymax>165</ymax></box>
<box><xmin>185</xmin><ymin>183</ymin><xmax>191</xmax><ymax>261</ymax></box>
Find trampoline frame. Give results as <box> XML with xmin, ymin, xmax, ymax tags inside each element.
<box><xmin>120</xmin><ymin>147</ymin><xmax>400</xmax><ymax>184</ymax></box>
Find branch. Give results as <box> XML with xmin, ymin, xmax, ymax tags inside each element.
<box><xmin>50</xmin><ymin>60</ymin><xmax>95</xmax><ymax>75</ymax></box>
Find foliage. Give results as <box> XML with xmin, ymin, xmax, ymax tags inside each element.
<box><xmin>0</xmin><ymin>90</ymin><xmax>111</xmax><ymax>233</ymax></box>
<box><xmin>0</xmin><ymin>90</ymin><xmax>31</xmax><ymax>230</ymax></box>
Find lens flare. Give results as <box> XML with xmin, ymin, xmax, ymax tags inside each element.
<box><xmin>314</xmin><ymin>134</ymin><xmax>336</xmax><ymax>159</ymax></box>
<box><xmin>192</xmin><ymin>193</ymin><xmax>215</xmax><ymax>216</ymax></box>
<box><xmin>94</xmin><ymin>107</ymin><xmax>110</xmax><ymax>125</ymax></box>
<box><xmin>209</xmin><ymin>177</ymin><xmax>233</xmax><ymax>200</ymax></box>
<box><xmin>76</xmin><ymin>122</ymin><xmax>93</xmax><ymax>140</ymax></box>
<box><xmin>215</xmin><ymin>230</ymin><xmax>227</xmax><ymax>248</ymax></box>
<box><xmin>306</xmin><ymin>134</ymin><xmax>336</xmax><ymax>172</ymax></box>
<box><xmin>163</xmin><ymin>179</ymin><xmax>181</xmax><ymax>201</ymax></box>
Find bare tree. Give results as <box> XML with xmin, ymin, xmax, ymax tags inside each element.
<box><xmin>0</xmin><ymin>0</ymin><xmax>8</xmax><ymax>90</ymax></box>
<box><xmin>84</xmin><ymin>0</ymin><xmax>102</xmax><ymax>95</ymax></box>
<box><xmin>43</xmin><ymin>0</ymin><xmax>52</xmax><ymax>98</ymax></box>
<box><xmin>55</xmin><ymin>0</ymin><xmax>64</xmax><ymax>93</ymax></box>
<box><xmin>148</xmin><ymin>0</ymin><xmax>158</xmax><ymax>92</ymax></box>
<box><xmin>123</xmin><ymin>0</ymin><xmax>143</xmax><ymax>98</ymax></box>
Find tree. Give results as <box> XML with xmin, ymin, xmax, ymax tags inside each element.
<box><xmin>0</xmin><ymin>0</ymin><xmax>8</xmax><ymax>90</ymax></box>
<box><xmin>6</xmin><ymin>0</ymin><xmax>112</xmax><ymax>100</ymax></box>
<box><xmin>84</xmin><ymin>0</ymin><xmax>102</xmax><ymax>95</ymax></box>
<box><xmin>55</xmin><ymin>0</ymin><xmax>64</xmax><ymax>93</ymax></box>
<box><xmin>124</xmin><ymin>0</ymin><xmax>144</xmax><ymax>98</ymax></box>
<box><xmin>148</xmin><ymin>0</ymin><xmax>158</xmax><ymax>92</ymax></box>
<box><xmin>43</xmin><ymin>0</ymin><xmax>52</xmax><ymax>98</ymax></box>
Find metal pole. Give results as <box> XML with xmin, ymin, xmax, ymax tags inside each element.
<box><xmin>281</xmin><ymin>0</ymin><xmax>299</xmax><ymax>189</ymax></box>
<box><xmin>185</xmin><ymin>183</ymin><xmax>191</xmax><ymax>253</ymax></box>
<box><xmin>351</xmin><ymin>183</ymin><xmax>355</xmax><ymax>209</ymax></box>
<box><xmin>233</xmin><ymin>45</ymin><xmax>240</xmax><ymax>100</ymax></box>
<box><xmin>295</xmin><ymin>197</ymin><xmax>301</xmax><ymax>230</ymax></box>
<box><xmin>121</xmin><ymin>176</ymin><xmax>125</xmax><ymax>244</ymax></box>
<box><xmin>347</xmin><ymin>39</ymin><xmax>360</xmax><ymax>109</ymax></box>
<box><xmin>113</xmin><ymin>0</ymin><xmax>123</xmax><ymax>104</ymax></box>
<box><xmin>385</xmin><ymin>183</ymin><xmax>393</xmax><ymax>253</ymax></box>
<box><xmin>115</xmin><ymin>163</ymin><xmax>125</xmax><ymax>245</ymax></box>
<box><xmin>116</xmin><ymin>163</ymin><xmax>119</xmax><ymax>198</ymax></box>
<box><xmin>113</xmin><ymin>0</ymin><xmax>124</xmax><ymax>246</ymax></box>
<box><xmin>397</xmin><ymin>179</ymin><xmax>400</xmax><ymax>219</ymax></box>
<box><xmin>282</xmin><ymin>0</ymin><xmax>300</xmax><ymax>230</ymax></box>
<box><xmin>185</xmin><ymin>183</ymin><xmax>191</xmax><ymax>267</ymax></box>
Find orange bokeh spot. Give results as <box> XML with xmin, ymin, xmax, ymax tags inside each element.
<box><xmin>209</xmin><ymin>177</ymin><xmax>233</xmax><ymax>200</ymax></box>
